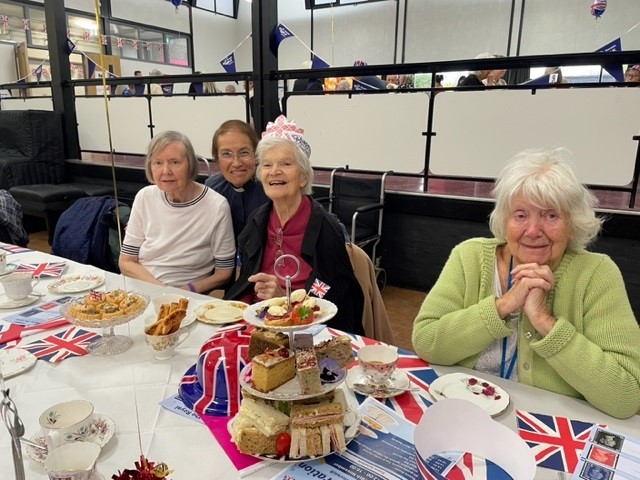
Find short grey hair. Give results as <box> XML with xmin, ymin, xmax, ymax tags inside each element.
<box><xmin>470</xmin><ymin>52</ymin><xmax>494</xmax><ymax>75</ymax></box>
<box><xmin>255</xmin><ymin>136</ymin><xmax>314</xmax><ymax>196</ymax></box>
<box><xmin>489</xmin><ymin>148</ymin><xmax>603</xmax><ymax>251</ymax></box>
<box><xmin>144</xmin><ymin>131</ymin><xmax>199</xmax><ymax>183</ymax></box>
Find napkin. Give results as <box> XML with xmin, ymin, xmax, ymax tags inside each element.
<box><xmin>15</xmin><ymin>261</ymin><xmax>66</xmax><ymax>277</ymax></box>
<box><xmin>516</xmin><ymin>410</ymin><xmax>607</xmax><ymax>473</ymax></box>
<box><xmin>0</xmin><ymin>242</ymin><xmax>31</xmax><ymax>254</ymax></box>
<box><xmin>22</xmin><ymin>326</ymin><xmax>100</xmax><ymax>362</ymax></box>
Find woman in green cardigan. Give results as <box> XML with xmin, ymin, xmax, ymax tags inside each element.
<box><xmin>412</xmin><ymin>148</ymin><xmax>640</xmax><ymax>419</ymax></box>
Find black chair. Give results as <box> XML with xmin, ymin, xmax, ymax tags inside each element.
<box><xmin>323</xmin><ymin>168</ymin><xmax>391</xmax><ymax>290</ymax></box>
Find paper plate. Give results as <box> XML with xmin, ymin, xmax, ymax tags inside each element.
<box><xmin>429</xmin><ymin>373</ymin><xmax>509</xmax><ymax>417</ymax></box>
<box><xmin>243</xmin><ymin>297</ymin><xmax>337</xmax><ymax>332</ymax></box>
<box><xmin>0</xmin><ymin>348</ymin><xmax>37</xmax><ymax>378</ymax></box>
<box><xmin>195</xmin><ymin>301</ymin><xmax>249</xmax><ymax>325</ymax></box>
<box><xmin>47</xmin><ymin>275</ymin><xmax>105</xmax><ymax>294</ymax></box>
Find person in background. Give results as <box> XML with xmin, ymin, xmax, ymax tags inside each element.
<box><xmin>484</xmin><ymin>54</ymin><xmax>507</xmax><ymax>86</ymax></box>
<box><xmin>225</xmin><ymin>84</ymin><xmax>237</xmax><ymax>93</ymax></box>
<box><xmin>205</xmin><ymin>120</ymin><xmax>268</xmax><ymax>239</ymax></box>
<box><xmin>461</xmin><ymin>53</ymin><xmax>493</xmax><ymax>86</ymax></box>
<box><xmin>545</xmin><ymin>67</ymin><xmax>566</xmax><ymax>84</ymax></box>
<box><xmin>457</xmin><ymin>75</ymin><xmax>467</xmax><ymax>86</ymax></box>
<box><xmin>120</xmin><ymin>131</ymin><xmax>235</xmax><ymax>293</ymax></box>
<box><xmin>412</xmin><ymin>148</ymin><xmax>640</xmax><ymax>419</ymax></box>
<box><xmin>434</xmin><ymin>74</ymin><xmax>444</xmax><ymax>88</ymax></box>
<box><xmin>352</xmin><ymin>59</ymin><xmax>386</xmax><ymax>89</ymax></box>
<box><xmin>148</xmin><ymin>68</ymin><xmax>164</xmax><ymax>95</ymax></box>
<box><xmin>224</xmin><ymin>116</ymin><xmax>364</xmax><ymax>335</ymax></box>
<box><xmin>292</xmin><ymin>60</ymin><xmax>324</xmax><ymax>92</ymax></box>
<box><xmin>204</xmin><ymin>82</ymin><xmax>219</xmax><ymax>94</ymax></box>
<box><xmin>624</xmin><ymin>65</ymin><xmax>640</xmax><ymax>83</ymax></box>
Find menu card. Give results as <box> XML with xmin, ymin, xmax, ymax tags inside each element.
<box><xmin>572</xmin><ymin>426</ymin><xmax>640</xmax><ymax>480</ymax></box>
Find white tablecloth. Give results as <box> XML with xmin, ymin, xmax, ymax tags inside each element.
<box><xmin>1</xmin><ymin>248</ymin><xmax>638</xmax><ymax>480</ymax></box>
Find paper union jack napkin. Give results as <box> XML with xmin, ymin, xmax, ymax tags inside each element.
<box><xmin>327</xmin><ymin>327</ymin><xmax>438</xmax><ymax>425</ymax></box>
<box><xmin>516</xmin><ymin>410</ymin><xmax>607</xmax><ymax>473</ymax></box>
<box><xmin>15</xmin><ymin>262</ymin><xmax>66</xmax><ymax>278</ymax></box>
<box><xmin>0</xmin><ymin>242</ymin><xmax>31</xmax><ymax>254</ymax></box>
<box><xmin>0</xmin><ymin>319</ymin><xmax>69</xmax><ymax>348</ymax></box>
<box><xmin>22</xmin><ymin>326</ymin><xmax>100</xmax><ymax>362</ymax></box>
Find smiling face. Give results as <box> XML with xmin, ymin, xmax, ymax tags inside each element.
<box><xmin>150</xmin><ymin>141</ymin><xmax>191</xmax><ymax>200</ymax></box>
<box><xmin>505</xmin><ymin>194</ymin><xmax>571</xmax><ymax>268</ymax></box>
<box><xmin>216</xmin><ymin>130</ymin><xmax>256</xmax><ymax>188</ymax></box>
<box><xmin>259</xmin><ymin>144</ymin><xmax>307</xmax><ymax>205</ymax></box>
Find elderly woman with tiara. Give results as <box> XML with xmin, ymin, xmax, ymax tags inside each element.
<box><xmin>224</xmin><ymin>116</ymin><xmax>364</xmax><ymax>335</ymax></box>
<box><xmin>412</xmin><ymin>148</ymin><xmax>640</xmax><ymax>419</ymax></box>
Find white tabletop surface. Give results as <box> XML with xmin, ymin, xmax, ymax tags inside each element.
<box><xmin>0</xmin><ymin>247</ymin><xmax>638</xmax><ymax>480</ymax></box>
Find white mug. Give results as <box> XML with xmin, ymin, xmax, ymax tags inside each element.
<box><xmin>0</xmin><ymin>249</ymin><xmax>6</xmax><ymax>273</ymax></box>
<box><xmin>44</xmin><ymin>441</ymin><xmax>100</xmax><ymax>480</ymax></box>
<box><xmin>1</xmin><ymin>272</ymin><xmax>39</xmax><ymax>300</ymax></box>
<box><xmin>39</xmin><ymin>400</ymin><xmax>95</xmax><ymax>452</ymax></box>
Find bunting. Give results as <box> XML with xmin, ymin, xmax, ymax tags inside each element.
<box><xmin>271</xmin><ymin>22</ymin><xmax>295</xmax><ymax>54</ymax></box>
<box><xmin>220</xmin><ymin>52</ymin><xmax>236</xmax><ymax>74</ymax></box>
<box><xmin>596</xmin><ymin>37</ymin><xmax>624</xmax><ymax>82</ymax></box>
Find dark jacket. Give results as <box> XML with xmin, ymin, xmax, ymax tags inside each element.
<box><xmin>225</xmin><ymin>198</ymin><xmax>365</xmax><ymax>335</ymax></box>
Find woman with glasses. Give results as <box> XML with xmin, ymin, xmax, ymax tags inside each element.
<box><xmin>224</xmin><ymin>116</ymin><xmax>365</xmax><ymax>335</ymax></box>
<box><xmin>205</xmin><ymin>120</ymin><xmax>269</xmax><ymax>239</ymax></box>
<box><xmin>119</xmin><ymin>131</ymin><xmax>236</xmax><ymax>293</ymax></box>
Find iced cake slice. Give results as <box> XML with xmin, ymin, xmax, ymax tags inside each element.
<box><xmin>251</xmin><ymin>347</ymin><xmax>295</xmax><ymax>393</ymax></box>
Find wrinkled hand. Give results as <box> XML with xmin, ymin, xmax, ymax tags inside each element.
<box><xmin>249</xmin><ymin>273</ymin><xmax>284</xmax><ymax>300</ymax></box>
<box><xmin>496</xmin><ymin>263</ymin><xmax>557</xmax><ymax>335</ymax></box>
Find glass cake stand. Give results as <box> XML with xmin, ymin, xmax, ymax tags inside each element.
<box><xmin>60</xmin><ymin>292</ymin><xmax>149</xmax><ymax>356</ymax></box>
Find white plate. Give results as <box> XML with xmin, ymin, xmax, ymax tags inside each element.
<box><xmin>428</xmin><ymin>372</ymin><xmax>510</xmax><ymax>417</ymax></box>
<box><xmin>0</xmin><ymin>348</ymin><xmax>37</xmax><ymax>378</ymax></box>
<box><xmin>243</xmin><ymin>298</ymin><xmax>338</xmax><ymax>332</ymax></box>
<box><xmin>346</xmin><ymin>366</ymin><xmax>412</xmax><ymax>399</ymax></box>
<box><xmin>0</xmin><ymin>263</ymin><xmax>18</xmax><ymax>276</ymax></box>
<box><xmin>0</xmin><ymin>294</ymin><xmax>39</xmax><ymax>309</ymax></box>
<box><xmin>239</xmin><ymin>361</ymin><xmax>345</xmax><ymax>401</ymax></box>
<box><xmin>47</xmin><ymin>275</ymin><xmax>105</xmax><ymax>294</ymax></box>
<box><xmin>195</xmin><ymin>301</ymin><xmax>249</xmax><ymax>325</ymax></box>
<box><xmin>227</xmin><ymin>408</ymin><xmax>360</xmax><ymax>463</ymax></box>
<box><xmin>25</xmin><ymin>413</ymin><xmax>116</xmax><ymax>464</ymax></box>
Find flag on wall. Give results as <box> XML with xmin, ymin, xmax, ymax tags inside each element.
<box><xmin>220</xmin><ymin>52</ymin><xmax>236</xmax><ymax>74</ymax></box>
<box><xmin>271</xmin><ymin>22</ymin><xmax>295</xmax><ymax>54</ymax></box>
<box><xmin>596</xmin><ymin>37</ymin><xmax>623</xmax><ymax>82</ymax></box>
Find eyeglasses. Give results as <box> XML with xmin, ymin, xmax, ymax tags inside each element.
<box><xmin>218</xmin><ymin>150</ymin><xmax>254</xmax><ymax>161</ymax></box>
<box><xmin>274</xmin><ymin>227</ymin><xmax>284</xmax><ymax>267</ymax></box>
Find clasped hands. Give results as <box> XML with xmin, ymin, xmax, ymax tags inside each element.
<box><xmin>496</xmin><ymin>262</ymin><xmax>557</xmax><ymax>336</ymax></box>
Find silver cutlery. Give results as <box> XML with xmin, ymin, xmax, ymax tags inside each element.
<box><xmin>351</xmin><ymin>382</ymin><xmax>420</xmax><ymax>395</ymax></box>
<box><xmin>20</xmin><ymin>437</ymin><xmax>47</xmax><ymax>450</ymax></box>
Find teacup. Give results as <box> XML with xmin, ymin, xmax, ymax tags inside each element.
<box><xmin>44</xmin><ymin>441</ymin><xmax>100</xmax><ymax>480</ymax></box>
<box><xmin>39</xmin><ymin>400</ymin><xmax>95</xmax><ymax>452</ymax></box>
<box><xmin>144</xmin><ymin>316</ymin><xmax>191</xmax><ymax>361</ymax></box>
<box><xmin>358</xmin><ymin>344</ymin><xmax>399</xmax><ymax>386</ymax></box>
<box><xmin>1</xmin><ymin>272</ymin><xmax>39</xmax><ymax>300</ymax></box>
<box><xmin>0</xmin><ymin>249</ymin><xmax>6</xmax><ymax>272</ymax></box>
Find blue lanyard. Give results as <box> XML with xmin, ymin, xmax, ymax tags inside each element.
<box><xmin>500</xmin><ymin>255</ymin><xmax>518</xmax><ymax>379</ymax></box>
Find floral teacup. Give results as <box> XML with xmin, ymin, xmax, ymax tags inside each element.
<box><xmin>39</xmin><ymin>400</ymin><xmax>95</xmax><ymax>452</ymax></box>
<box><xmin>358</xmin><ymin>344</ymin><xmax>399</xmax><ymax>386</ymax></box>
<box><xmin>44</xmin><ymin>441</ymin><xmax>100</xmax><ymax>480</ymax></box>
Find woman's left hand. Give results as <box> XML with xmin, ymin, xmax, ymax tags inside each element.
<box><xmin>512</xmin><ymin>263</ymin><xmax>557</xmax><ymax>336</ymax></box>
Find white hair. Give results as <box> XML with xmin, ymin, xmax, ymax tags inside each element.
<box><xmin>255</xmin><ymin>137</ymin><xmax>314</xmax><ymax>196</ymax></box>
<box><xmin>489</xmin><ymin>148</ymin><xmax>603</xmax><ymax>251</ymax></box>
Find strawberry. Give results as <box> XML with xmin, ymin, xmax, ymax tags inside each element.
<box><xmin>291</xmin><ymin>306</ymin><xmax>313</xmax><ymax>325</ymax></box>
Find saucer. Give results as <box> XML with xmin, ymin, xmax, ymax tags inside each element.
<box><xmin>346</xmin><ymin>366</ymin><xmax>411</xmax><ymax>398</ymax></box>
<box><xmin>0</xmin><ymin>263</ymin><xmax>18</xmax><ymax>276</ymax></box>
<box><xmin>25</xmin><ymin>413</ymin><xmax>115</xmax><ymax>463</ymax></box>
<box><xmin>0</xmin><ymin>294</ymin><xmax>39</xmax><ymax>309</ymax></box>
<box><xmin>0</xmin><ymin>348</ymin><xmax>37</xmax><ymax>378</ymax></box>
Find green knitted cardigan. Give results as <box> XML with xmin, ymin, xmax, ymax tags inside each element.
<box><xmin>412</xmin><ymin>237</ymin><xmax>640</xmax><ymax>419</ymax></box>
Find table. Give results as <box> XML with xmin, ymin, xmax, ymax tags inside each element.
<box><xmin>1</xmin><ymin>246</ymin><xmax>639</xmax><ymax>480</ymax></box>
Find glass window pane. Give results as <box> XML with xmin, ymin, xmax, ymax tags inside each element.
<box><xmin>0</xmin><ymin>3</ymin><xmax>27</xmax><ymax>44</ymax></box>
<box><xmin>216</xmin><ymin>0</ymin><xmax>234</xmax><ymax>16</ymax></box>
<box><xmin>140</xmin><ymin>29</ymin><xmax>165</xmax><ymax>63</ymax></box>
<box><xmin>167</xmin><ymin>35</ymin><xmax>189</xmax><ymax>66</ymax></box>
<box><xmin>28</xmin><ymin>7</ymin><xmax>47</xmax><ymax>47</ymax></box>
<box><xmin>67</xmin><ymin>14</ymin><xmax>99</xmax><ymax>54</ymax></box>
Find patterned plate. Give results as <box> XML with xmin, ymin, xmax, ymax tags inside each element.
<box><xmin>0</xmin><ymin>294</ymin><xmax>39</xmax><ymax>309</ymax></box>
<box><xmin>195</xmin><ymin>301</ymin><xmax>249</xmax><ymax>325</ymax></box>
<box><xmin>0</xmin><ymin>348</ymin><xmax>37</xmax><ymax>378</ymax></box>
<box><xmin>25</xmin><ymin>413</ymin><xmax>115</xmax><ymax>463</ymax></box>
<box><xmin>48</xmin><ymin>275</ymin><xmax>105</xmax><ymax>294</ymax></box>
<box><xmin>243</xmin><ymin>298</ymin><xmax>337</xmax><ymax>332</ymax></box>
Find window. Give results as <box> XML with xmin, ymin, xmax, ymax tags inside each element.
<box><xmin>110</xmin><ymin>21</ymin><xmax>191</xmax><ymax>67</ymax></box>
<box><xmin>193</xmin><ymin>0</ymin><xmax>238</xmax><ymax>18</ymax></box>
<box><xmin>305</xmin><ymin>0</ymin><xmax>391</xmax><ymax>9</ymax></box>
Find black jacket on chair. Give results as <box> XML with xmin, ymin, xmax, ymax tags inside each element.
<box><xmin>225</xmin><ymin>198</ymin><xmax>365</xmax><ymax>336</ymax></box>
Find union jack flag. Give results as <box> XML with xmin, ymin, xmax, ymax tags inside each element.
<box><xmin>418</xmin><ymin>452</ymin><xmax>513</xmax><ymax>480</ymax></box>
<box><xmin>310</xmin><ymin>278</ymin><xmax>331</xmax><ymax>298</ymax></box>
<box><xmin>0</xmin><ymin>242</ymin><xmax>31</xmax><ymax>254</ymax></box>
<box><xmin>15</xmin><ymin>262</ymin><xmax>66</xmax><ymax>278</ymax></box>
<box><xmin>101</xmin><ymin>34</ymin><xmax>107</xmax><ymax>45</ymax></box>
<box><xmin>0</xmin><ymin>319</ymin><xmax>69</xmax><ymax>347</ymax></box>
<box><xmin>181</xmin><ymin>324</ymin><xmax>251</xmax><ymax>416</ymax></box>
<box><xmin>145</xmin><ymin>42</ymin><xmax>152</xmax><ymax>51</ymax></box>
<box><xmin>327</xmin><ymin>328</ymin><xmax>438</xmax><ymax>424</ymax></box>
<box><xmin>132</xmin><ymin>40</ymin><xmax>139</xmax><ymax>50</ymax></box>
<box><xmin>116</xmin><ymin>37</ymin><xmax>124</xmax><ymax>48</ymax></box>
<box><xmin>516</xmin><ymin>410</ymin><xmax>605</xmax><ymax>473</ymax></box>
<box><xmin>82</xmin><ymin>30</ymin><xmax>90</xmax><ymax>42</ymax></box>
<box><xmin>1</xmin><ymin>15</ymin><xmax>9</xmax><ymax>28</ymax></box>
<box><xmin>22</xmin><ymin>18</ymin><xmax>29</xmax><ymax>31</ymax></box>
<box><xmin>22</xmin><ymin>326</ymin><xmax>99</xmax><ymax>363</ymax></box>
